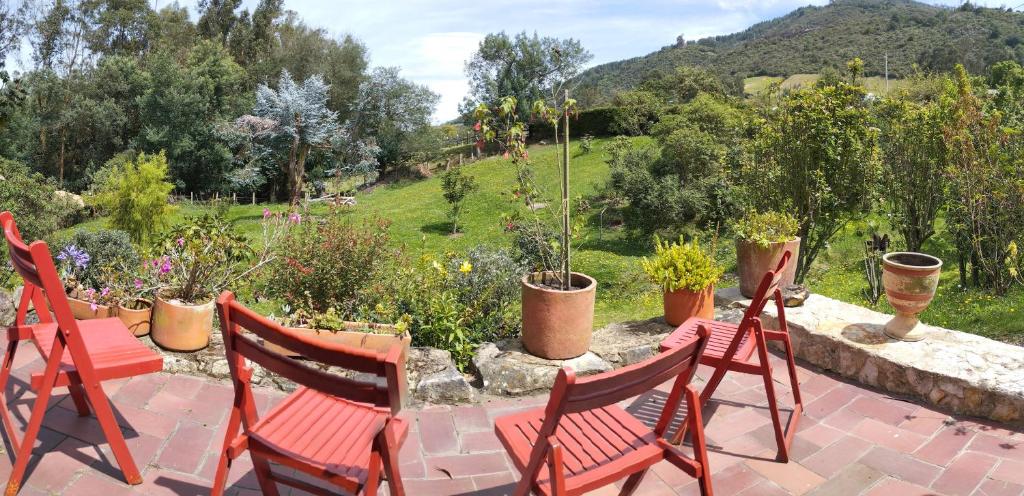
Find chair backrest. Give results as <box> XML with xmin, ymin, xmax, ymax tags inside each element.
<box><xmin>215</xmin><ymin>291</ymin><xmax>403</xmax><ymax>414</ymax></box>
<box><xmin>2</xmin><ymin>211</ymin><xmax>73</xmax><ymax>330</ymax></box>
<box><xmin>741</xmin><ymin>250</ymin><xmax>793</xmax><ymax>323</ymax></box>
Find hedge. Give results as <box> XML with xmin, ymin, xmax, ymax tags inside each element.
<box><xmin>528</xmin><ymin>107</ymin><xmax>619</xmax><ymax>142</ymax></box>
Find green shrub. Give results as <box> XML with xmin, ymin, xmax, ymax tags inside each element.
<box><xmin>641</xmin><ymin>236</ymin><xmax>723</xmax><ymax>292</ymax></box>
<box><xmin>440</xmin><ymin>166</ymin><xmax>478</xmax><ymax>234</ymax></box>
<box><xmin>611</xmin><ymin>90</ymin><xmax>663</xmax><ymax>136</ymax></box>
<box><xmin>157</xmin><ymin>215</ymin><xmax>257</xmax><ymax>304</ymax></box>
<box><xmin>0</xmin><ymin>157</ymin><xmax>64</xmax><ymax>241</ymax></box>
<box><xmin>88</xmin><ymin>151</ymin><xmax>176</xmax><ymax>245</ymax></box>
<box><xmin>529</xmin><ymin>107</ymin><xmax>617</xmax><ymax>140</ymax></box>
<box><xmin>267</xmin><ymin>213</ymin><xmax>394</xmax><ymax>315</ymax></box>
<box><xmin>732</xmin><ymin>210</ymin><xmax>800</xmax><ymax>248</ymax></box>
<box><xmin>56</xmin><ymin>229</ymin><xmax>138</xmax><ymax>290</ymax></box>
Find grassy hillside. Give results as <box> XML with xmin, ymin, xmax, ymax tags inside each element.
<box><xmin>744</xmin><ymin>74</ymin><xmax>905</xmax><ymax>96</ymax></box>
<box><xmin>576</xmin><ymin>0</ymin><xmax>1024</xmax><ymax>106</ymax></box>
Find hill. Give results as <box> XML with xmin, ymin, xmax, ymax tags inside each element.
<box><xmin>574</xmin><ymin>0</ymin><xmax>1024</xmax><ymax>106</ymax></box>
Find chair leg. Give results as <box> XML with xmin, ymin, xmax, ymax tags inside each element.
<box><xmin>249</xmin><ymin>452</ymin><xmax>281</xmax><ymax>496</ymax></box>
<box><xmin>379</xmin><ymin>426</ymin><xmax>405</xmax><ymax>496</ymax></box>
<box><xmin>364</xmin><ymin>448</ymin><xmax>382</xmax><ymax>496</ymax></box>
<box><xmin>0</xmin><ymin>340</ymin><xmax>21</xmax><ymax>454</ymax></box>
<box><xmin>754</xmin><ymin>334</ymin><xmax>790</xmax><ymax>463</ymax></box>
<box><xmin>67</xmin><ymin>381</ymin><xmax>91</xmax><ymax>417</ymax></box>
<box><xmin>547</xmin><ymin>441</ymin><xmax>566</xmax><ymax>496</ymax></box>
<box><xmin>6</xmin><ymin>355</ymin><xmax>61</xmax><ymax>496</ymax></box>
<box><xmin>672</xmin><ymin>361</ymin><xmax>729</xmax><ymax>445</ymax></box>
<box><xmin>80</xmin><ymin>381</ymin><xmax>142</xmax><ymax>484</ymax></box>
<box><xmin>686</xmin><ymin>386</ymin><xmax>713</xmax><ymax>496</ymax></box>
<box><xmin>619</xmin><ymin>468</ymin><xmax>649</xmax><ymax>496</ymax></box>
<box><xmin>211</xmin><ymin>406</ymin><xmax>242</xmax><ymax>496</ymax></box>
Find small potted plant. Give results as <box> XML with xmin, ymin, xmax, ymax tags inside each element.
<box><xmin>732</xmin><ymin>210</ymin><xmax>801</xmax><ymax>298</ymax></box>
<box><xmin>642</xmin><ymin>236</ymin><xmax>723</xmax><ymax>326</ymax></box>
<box><xmin>54</xmin><ymin>244</ymin><xmax>116</xmax><ymax>319</ymax></box>
<box><xmin>105</xmin><ymin>264</ymin><xmax>159</xmax><ymax>337</ymax></box>
<box><xmin>151</xmin><ymin>215</ymin><xmax>272</xmax><ymax>351</ymax></box>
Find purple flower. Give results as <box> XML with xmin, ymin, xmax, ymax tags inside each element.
<box><xmin>176</xmin><ymin>237</ymin><xmax>185</xmax><ymax>247</ymax></box>
<box><xmin>288</xmin><ymin>212</ymin><xmax>301</xmax><ymax>224</ymax></box>
<box><xmin>89</xmin><ymin>302</ymin><xmax>98</xmax><ymax>311</ymax></box>
<box><xmin>159</xmin><ymin>257</ymin><xmax>172</xmax><ymax>274</ymax></box>
<box><xmin>263</xmin><ymin>208</ymin><xmax>271</xmax><ymax>219</ymax></box>
<box><xmin>134</xmin><ymin>279</ymin><xmax>143</xmax><ymax>289</ymax></box>
<box><xmin>56</xmin><ymin>245</ymin><xmax>90</xmax><ymax>270</ymax></box>
<box><xmin>100</xmin><ymin>287</ymin><xmax>110</xmax><ymax>297</ymax></box>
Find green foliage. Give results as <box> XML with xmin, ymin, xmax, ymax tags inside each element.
<box><xmin>440</xmin><ymin>166</ymin><xmax>478</xmax><ymax>234</ymax></box>
<box><xmin>88</xmin><ymin>151</ymin><xmax>175</xmax><ymax>245</ymax></box>
<box><xmin>639</xmin><ymin>66</ymin><xmax>734</xmax><ymax>104</ymax></box>
<box><xmin>943</xmin><ymin>65</ymin><xmax>1024</xmax><ymax>294</ymax></box>
<box><xmin>0</xmin><ymin>157</ymin><xmax>64</xmax><ymax>242</ymax></box>
<box><xmin>743</xmin><ymin>79</ymin><xmax>879</xmax><ymax>283</ymax></box>
<box><xmin>610</xmin><ymin>90</ymin><xmax>663</xmax><ymax>136</ymax></box>
<box><xmin>573</xmin><ymin>1</ymin><xmax>1024</xmax><ymax>106</ymax></box>
<box><xmin>528</xmin><ymin>106</ymin><xmax>618</xmax><ymax>140</ymax></box>
<box><xmin>732</xmin><ymin>210</ymin><xmax>799</xmax><ymax>248</ymax></box>
<box><xmin>56</xmin><ymin>229</ymin><xmax>138</xmax><ymax>290</ymax></box>
<box><xmin>641</xmin><ymin>236</ymin><xmax>722</xmax><ymax>292</ymax></box>
<box><xmin>360</xmin><ymin>247</ymin><xmax>526</xmax><ymax>370</ymax></box>
<box><xmin>351</xmin><ymin>66</ymin><xmax>440</xmax><ymax>171</ymax></box>
<box><xmin>875</xmin><ymin>93</ymin><xmax>948</xmax><ymax>252</ymax></box>
<box><xmin>268</xmin><ymin>213</ymin><xmax>393</xmax><ymax>315</ymax></box>
<box><xmin>157</xmin><ymin>214</ymin><xmax>257</xmax><ymax>304</ymax></box>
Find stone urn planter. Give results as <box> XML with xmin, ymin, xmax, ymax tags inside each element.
<box><xmin>663</xmin><ymin>285</ymin><xmax>715</xmax><ymax>326</ymax></box>
<box><xmin>117</xmin><ymin>298</ymin><xmax>153</xmax><ymax>337</ymax></box>
<box><xmin>881</xmin><ymin>252</ymin><xmax>942</xmax><ymax>341</ymax></box>
<box><xmin>521</xmin><ymin>271</ymin><xmax>597</xmax><ymax>360</ymax></box>
<box><xmin>258</xmin><ymin>323</ymin><xmax>411</xmax><ymax>405</ymax></box>
<box><xmin>736</xmin><ymin>237</ymin><xmax>800</xmax><ymax>298</ymax></box>
<box><xmin>150</xmin><ymin>292</ymin><xmax>214</xmax><ymax>351</ymax></box>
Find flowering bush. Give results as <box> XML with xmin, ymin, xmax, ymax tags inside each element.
<box><xmin>157</xmin><ymin>215</ymin><xmax>265</xmax><ymax>304</ymax></box>
<box><xmin>56</xmin><ymin>229</ymin><xmax>138</xmax><ymax>290</ymax></box>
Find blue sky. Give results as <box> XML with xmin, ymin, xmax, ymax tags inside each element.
<box><xmin>12</xmin><ymin>1</ymin><xmax>1017</xmax><ymax>121</ymax></box>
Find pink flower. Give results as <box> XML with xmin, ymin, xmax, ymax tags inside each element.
<box><xmin>160</xmin><ymin>257</ymin><xmax>172</xmax><ymax>274</ymax></box>
<box><xmin>176</xmin><ymin>237</ymin><xmax>185</xmax><ymax>247</ymax></box>
<box><xmin>263</xmin><ymin>208</ymin><xmax>271</xmax><ymax>219</ymax></box>
<box><xmin>522</xmin><ymin>151</ymin><xmax>529</xmax><ymax>160</ymax></box>
<box><xmin>134</xmin><ymin>279</ymin><xmax>143</xmax><ymax>289</ymax></box>
<box><xmin>101</xmin><ymin>287</ymin><xmax>110</xmax><ymax>297</ymax></box>
<box><xmin>503</xmin><ymin>151</ymin><xmax>510</xmax><ymax>159</ymax></box>
<box><xmin>288</xmin><ymin>213</ymin><xmax>301</xmax><ymax>224</ymax></box>
<box><xmin>90</xmin><ymin>302</ymin><xmax>98</xmax><ymax>311</ymax></box>
<box><xmin>473</xmin><ymin>121</ymin><xmax>482</xmax><ymax>132</ymax></box>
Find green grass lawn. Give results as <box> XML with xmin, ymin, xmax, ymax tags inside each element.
<box><xmin>66</xmin><ymin>137</ymin><xmax>1023</xmax><ymax>342</ymax></box>
<box><xmin>745</xmin><ymin>74</ymin><xmax>904</xmax><ymax>97</ymax></box>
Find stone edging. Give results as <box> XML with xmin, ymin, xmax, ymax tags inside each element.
<box><xmin>716</xmin><ymin>287</ymin><xmax>1024</xmax><ymax>425</ymax></box>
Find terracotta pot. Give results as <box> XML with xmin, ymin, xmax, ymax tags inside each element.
<box><xmin>117</xmin><ymin>298</ymin><xmax>153</xmax><ymax>337</ymax></box>
<box><xmin>150</xmin><ymin>293</ymin><xmax>214</xmax><ymax>351</ymax></box>
<box><xmin>258</xmin><ymin>323</ymin><xmax>412</xmax><ymax>406</ymax></box>
<box><xmin>736</xmin><ymin>237</ymin><xmax>801</xmax><ymax>298</ymax></box>
<box><xmin>663</xmin><ymin>285</ymin><xmax>715</xmax><ymax>327</ymax></box>
<box><xmin>521</xmin><ymin>271</ymin><xmax>597</xmax><ymax>360</ymax></box>
<box><xmin>882</xmin><ymin>252</ymin><xmax>942</xmax><ymax>342</ymax></box>
<box><xmin>65</xmin><ymin>294</ymin><xmax>115</xmax><ymax>320</ymax></box>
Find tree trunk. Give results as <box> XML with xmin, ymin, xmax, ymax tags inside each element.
<box><xmin>58</xmin><ymin>128</ymin><xmax>66</xmax><ymax>187</ymax></box>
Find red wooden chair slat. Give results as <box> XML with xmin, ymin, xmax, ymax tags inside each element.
<box><xmin>496</xmin><ymin>326</ymin><xmax>714</xmax><ymax>496</ymax></box>
<box><xmin>659</xmin><ymin>250</ymin><xmax>804</xmax><ymax>462</ymax></box>
<box><xmin>0</xmin><ymin>211</ymin><xmax>164</xmax><ymax>495</ymax></box>
<box><xmin>212</xmin><ymin>291</ymin><xmax>407</xmax><ymax>496</ymax></box>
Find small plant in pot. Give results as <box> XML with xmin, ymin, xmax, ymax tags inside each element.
<box><xmin>54</xmin><ymin>244</ymin><xmax>117</xmax><ymax>319</ymax></box>
<box><xmin>104</xmin><ymin>264</ymin><xmax>160</xmax><ymax>337</ymax></box>
<box><xmin>642</xmin><ymin>236</ymin><xmax>723</xmax><ymax>326</ymax></box>
<box><xmin>474</xmin><ymin>93</ymin><xmax>596</xmax><ymax>360</ymax></box>
<box><xmin>732</xmin><ymin>210</ymin><xmax>801</xmax><ymax>298</ymax></box>
<box><xmin>151</xmin><ymin>214</ymin><xmax>274</xmax><ymax>351</ymax></box>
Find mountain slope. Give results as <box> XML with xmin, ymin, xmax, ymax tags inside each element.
<box><xmin>575</xmin><ymin>0</ymin><xmax>1024</xmax><ymax>106</ymax></box>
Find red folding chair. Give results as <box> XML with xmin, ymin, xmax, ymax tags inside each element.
<box><xmin>496</xmin><ymin>325</ymin><xmax>713</xmax><ymax>496</ymax></box>
<box><xmin>0</xmin><ymin>211</ymin><xmax>164</xmax><ymax>495</ymax></box>
<box><xmin>659</xmin><ymin>251</ymin><xmax>803</xmax><ymax>462</ymax></box>
<box><xmin>211</xmin><ymin>291</ymin><xmax>407</xmax><ymax>496</ymax></box>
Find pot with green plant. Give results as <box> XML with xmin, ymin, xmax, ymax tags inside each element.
<box><xmin>733</xmin><ymin>210</ymin><xmax>801</xmax><ymax>298</ymax></box>
<box><xmin>151</xmin><ymin>215</ymin><xmax>274</xmax><ymax>351</ymax></box>
<box><xmin>475</xmin><ymin>93</ymin><xmax>597</xmax><ymax>360</ymax></box>
<box><xmin>642</xmin><ymin>236</ymin><xmax>723</xmax><ymax>326</ymax></box>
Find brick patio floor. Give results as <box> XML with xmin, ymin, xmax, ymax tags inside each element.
<box><xmin>0</xmin><ymin>342</ymin><xmax>1021</xmax><ymax>495</ymax></box>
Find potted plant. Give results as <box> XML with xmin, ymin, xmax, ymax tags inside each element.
<box><xmin>732</xmin><ymin>210</ymin><xmax>801</xmax><ymax>298</ymax></box>
<box><xmin>151</xmin><ymin>215</ymin><xmax>274</xmax><ymax>351</ymax></box>
<box><xmin>103</xmin><ymin>264</ymin><xmax>159</xmax><ymax>337</ymax></box>
<box><xmin>54</xmin><ymin>244</ymin><xmax>116</xmax><ymax>319</ymax></box>
<box><xmin>475</xmin><ymin>92</ymin><xmax>596</xmax><ymax>360</ymax></box>
<box><xmin>642</xmin><ymin>236</ymin><xmax>723</xmax><ymax>326</ymax></box>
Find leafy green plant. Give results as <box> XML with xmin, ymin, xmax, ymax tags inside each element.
<box><xmin>56</xmin><ymin>229</ymin><xmax>138</xmax><ymax>290</ymax></box>
<box><xmin>732</xmin><ymin>210</ymin><xmax>799</xmax><ymax>248</ymax></box>
<box><xmin>641</xmin><ymin>236</ymin><xmax>723</xmax><ymax>293</ymax></box>
<box><xmin>157</xmin><ymin>215</ymin><xmax>262</xmax><ymax>304</ymax></box>
<box><xmin>440</xmin><ymin>165</ymin><xmax>478</xmax><ymax>234</ymax></box>
<box><xmin>88</xmin><ymin>151</ymin><xmax>176</xmax><ymax>245</ymax></box>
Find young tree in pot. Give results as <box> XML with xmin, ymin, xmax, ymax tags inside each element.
<box><xmin>474</xmin><ymin>92</ymin><xmax>596</xmax><ymax>360</ymax></box>
<box><xmin>151</xmin><ymin>215</ymin><xmax>277</xmax><ymax>351</ymax></box>
<box><xmin>642</xmin><ymin>236</ymin><xmax>723</xmax><ymax>326</ymax></box>
<box><xmin>732</xmin><ymin>210</ymin><xmax>800</xmax><ymax>298</ymax></box>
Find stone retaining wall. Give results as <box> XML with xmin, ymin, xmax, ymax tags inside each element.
<box><xmin>716</xmin><ymin>287</ymin><xmax>1024</xmax><ymax>425</ymax></box>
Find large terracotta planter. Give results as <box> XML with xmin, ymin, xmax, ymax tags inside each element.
<box><xmin>882</xmin><ymin>252</ymin><xmax>942</xmax><ymax>342</ymax></box>
<box><xmin>258</xmin><ymin>323</ymin><xmax>412</xmax><ymax>406</ymax></box>
<box><xmin>151</xmin><ymin>293</ymin><xmax>214</xmax><ymax>351</ymax></box>
<box><xmin>521</xmin><ymin>271</ymin><xmax>596</xmax><ymax>360</ymax></box>
<box><xmin>663</xmin><ymin>285</ymin><xmax>715</xmax><ymax>327</ymax></box>
<box><xmin>736</xmin><ymin>237</ymin><xmax>801</xmax><ymax>298</ymax></box>
<box><xmin>63</xmin><ymin>292</ymin><xmax>116</xmax><ymax>320</ymax></box>
<box><xmin>117</xmin><ymin>299</ymin><xmax>153</xmax><ymax>337</ymax></box>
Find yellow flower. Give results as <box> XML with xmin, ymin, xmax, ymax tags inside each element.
<box><xmin>459</xmin><ymin>260</ymin><xmax>473</xmax><ymax>273</ymax></box>
<box><xmin>431</xmin><ymin>260</ymin><xmax>444</xmax><ymax>272</ymax></box>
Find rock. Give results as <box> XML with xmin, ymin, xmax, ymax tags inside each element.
<box><xmin>473</xmin><ymin>339</ymin><xmax>612</xmax><ymax>396</ymax></box>
<box><xmin>407</xmin><ymin>347</ymin><xmax>474</xmax><ymax>403</ymax></box>
<box><xmin>0</xmin><ymin>289</ymin><xmax>14</xmax><ymax>327</ymax></box>
<box><xmin>782</xmin><ymin>285</ymin><xmax>810</xmax><ymax>307</ymax></box>
<box><xmin>589</xmin><ymin>318</ymin><xmax>674</xmax><ymax>366</ymax></box>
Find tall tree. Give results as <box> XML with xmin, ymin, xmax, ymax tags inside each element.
<box><xmin>463</xmin><ymin>31</ymin><xmax>591</xmax><ymax>120</ymax></box>
<box><xmin>351</xmin><ymin>66</ymin><xmax>438</xmax><ymax>171</ymax></box>
<box><xmin>196</xmin><ymin>0</ymin><xmax>242</xmax><ymax>44</ymax></box>
<box><xmin>79</xmin><ymin>0</ymin><xmax>153</xmax><ymax>56</ymax></box>
<box><xmin>251</xmin><ymin>70</ymin><xmax>338</xmax><ymax>204</ymax></box>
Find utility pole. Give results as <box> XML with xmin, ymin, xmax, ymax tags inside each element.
<box><xmin>885</xmin><ymin>52</ymin><xmax>889</xmax><ymax>94</ymax></box>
